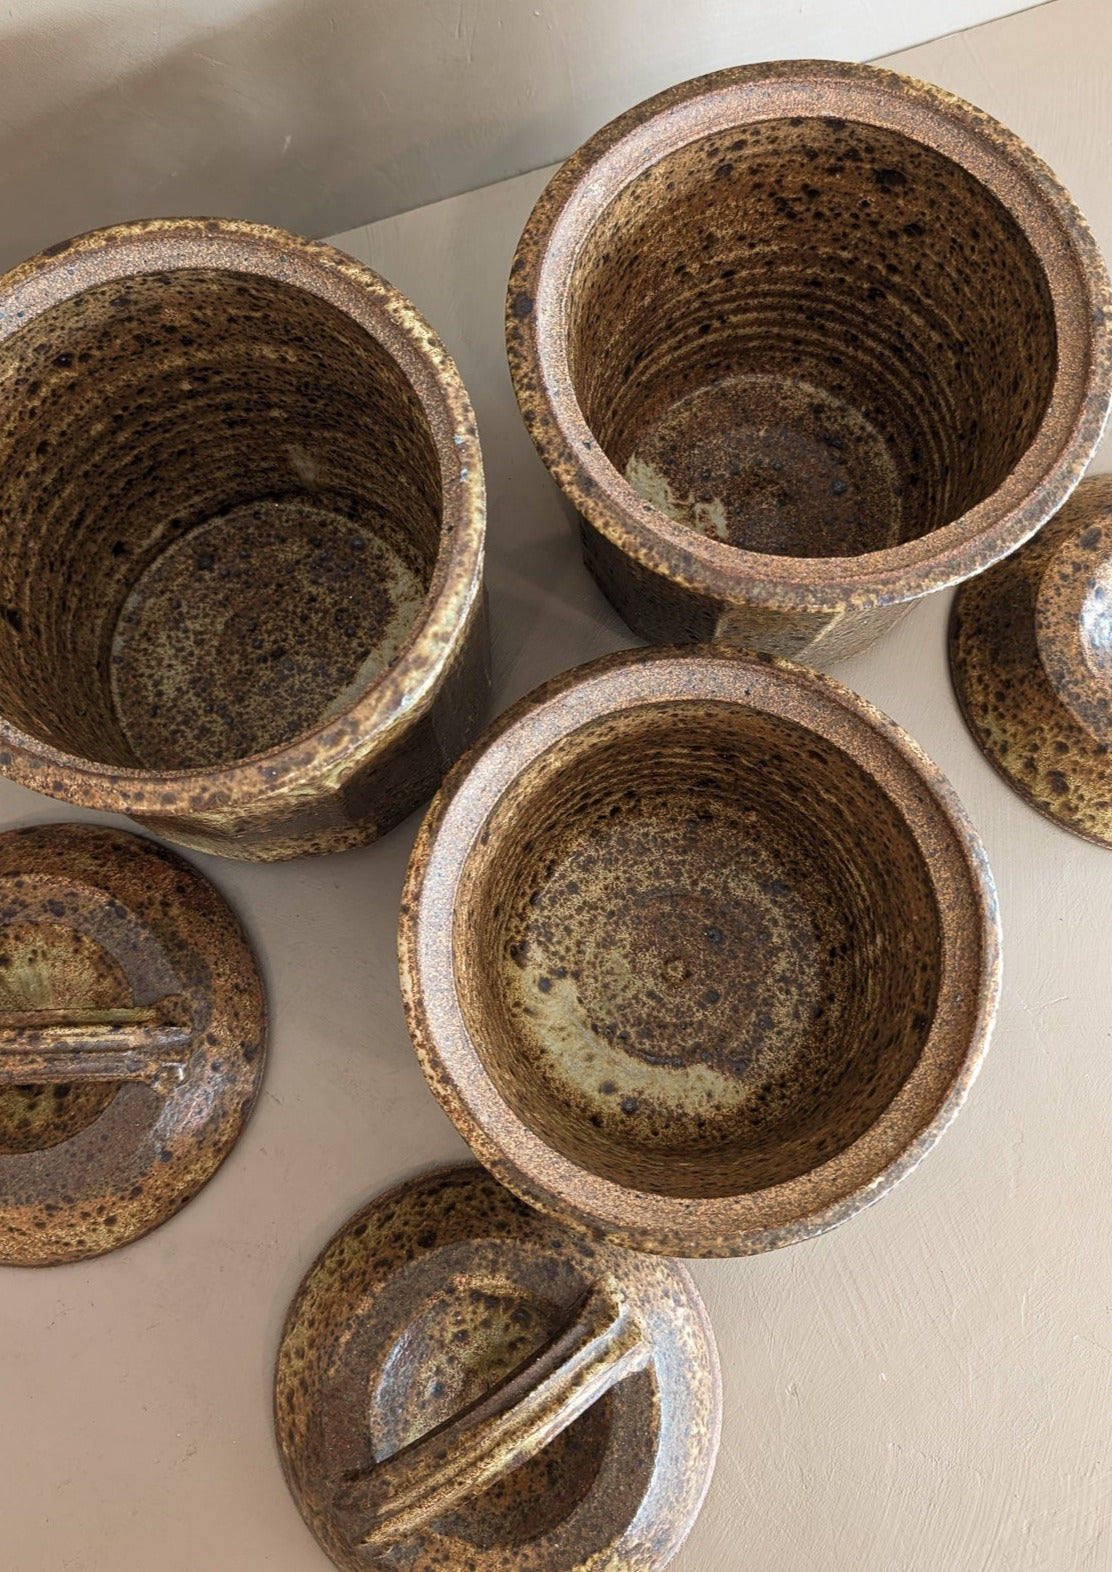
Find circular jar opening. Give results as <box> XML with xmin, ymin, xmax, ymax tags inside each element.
<box><xmin>564</xmin><ymin>115</ymin><xmax>1057</xmax><ymax>558</ymax></box>
<box><xmin>455</xmin><ymin>699</ymin><xmax>943</xmax><ymax>1200</ymax></box>
<box><xmin>0</xmin><ymin>267</ymin><xmax>443</xmax><ymax>769</ymax></box>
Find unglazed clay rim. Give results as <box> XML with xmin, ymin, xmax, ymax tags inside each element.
<box><xmin>506</xmin><ymin>59</ymin><xmax>1112</xmax><ymax>615</ymax></box>
<box><xmin>0</xmin><ymin>216</ymin><xmax>486</xmax><ymax>816</ymax></box>
<box><xmin>401</xmin><ymin>647</ymin><xmax>1001</xmax><ymax>1257</ymax></box>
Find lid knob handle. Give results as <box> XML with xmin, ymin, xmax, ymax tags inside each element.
<box><xmin>0</xmin><ymin>994</ymin><xmax>194</xmax><ymax>1094</ymax></box>
<box><xmin>334</xmin><ymin>1277</ymin><xmax>651</xmax><ymax>1550</ymax></box>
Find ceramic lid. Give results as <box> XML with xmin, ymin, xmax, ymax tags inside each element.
<box><xmin>950</xmin><ymin>472</ymin><xmax>1112</xmax><ymax>847</ymax></box>
<box><xmin>0</xmin><ymin>822</ymin><xmax>266</xmax><ymax>1264</ymax></box>
<box><xmin>275</xmin><ymin>1164</ymin><xmax>721</xmax><ymax>1571</ymax></box>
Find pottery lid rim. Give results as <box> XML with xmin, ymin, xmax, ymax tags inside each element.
<box><xmin>274</xmin><ymin>1162</ymin><xmax>722</xmax><ymax>1570</ymax></box>
<box><xmin>0</xmin><ymin>822</ymin><xmax>267</xmax><ymax>1265</ymax></box>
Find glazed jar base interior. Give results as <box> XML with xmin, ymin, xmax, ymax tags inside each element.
<box><xmin>625</xmin><ymin>372</ymin><xmax>902</xmax><ymax>557</ymax></box>
<box><xmin>109</xmin><ymin>497</ymin><xmax>425</xmax><ymax>769</ymax></box>
<box><xmin>566</xmin><ymin>115</ymin><xmax>1056</xmax><ymax>559</ymax></box>
<box><xmin>0</xmin><ymin>267</ymin><xmax>441</xmax><ymax>771</ymax></box>
<box><xmin>457</xmin><ymin>699</ymin><xmax>942</xmax><ymax>1200</ymax></box>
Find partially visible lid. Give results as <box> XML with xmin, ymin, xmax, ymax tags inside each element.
<box><xmin>950</xmin><ymin>473</ymin><xmax>1112</xmax><ymax>847</ymax></box>
<box><xmin>0</xmin><ymin>823</ymin><xmax>266</xmax><ymax>1264</ymax></box>
<box><xmin>275</xmin><ymin>1164</ymin><xmax>721</xmax><ymax>1571</ymax></box>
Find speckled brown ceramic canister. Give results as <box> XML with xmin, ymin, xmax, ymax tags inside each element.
<box><xmin>0</xmin><ymin>823</ymin><xmax>267</xmax><ymax>1265</ymax></box>
<box><xmin>275</xmin><ymin>1163</ymin><xmax>720</xmax><ymax>1571</ymax></box>
<box><xmin>507</xmin><ymin>60</ymin><xmax>1112</xmax><ymax>663</ymax></box>
<box><xmin>400</xmin><ymin>646</ymin><xmax>1000</xmax><ymax>1258</ymax></box>
<box><xmin>0</xmin><ymin>217</ymin><xmax>488</xmax><ymax>860</ymax></box>
<box><xmin>950</xmin><ymin>471</ymin><xmax>1112</xmax><ymax>845</ymax></box>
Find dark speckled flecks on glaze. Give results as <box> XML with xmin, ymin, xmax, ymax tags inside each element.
<box><xmin>506</xmin><ymin>60</ymin><xmax>1112</xmax><ymax>664</ymax></box>
<box><xmin>0</xmin><ymin>218</ymin><xmax>489</xmax><ymax>861</ymax></box>
<box><xmin>0</xmin><ymin>823</ymin><xmax>266</xmax><ymax>1266</ymax></box>
<box><xmin>275</xmin><ymin>1163</ymin><xmax>720</xmax><ymax>1572</ymax></box>
<box><xmin>950</xmin><ymin>472</ymin><xmax>1112</xmax><ymax>846</ymax></box>
<box><xmin>400</xmin><ymin>647</ymin><xmax>1001</xmax><ymax>1258</ymax></box>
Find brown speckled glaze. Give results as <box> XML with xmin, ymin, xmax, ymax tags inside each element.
<box><xmin>950</xmin><ymin>472</ymin><xmax>1112</xmax><ymax>846</ymax></box>
<box><xmin>507</xmin><ymin>60</ymin><xmax>1112</xmax><ymax>662</ymax></box>
<box><xmin>0</xmin><ymin>823</ymin><xmax>266</xmax><ymax>1265</ymax></box>
<box><xmin>0</xmin><ymin>218</ymin><xmax>489</xmax><ymax>860</ymax></box>
<box><xmin>400</xmin><ymin>647</ymin><xmax>1000</xmax><ymax>1257</ymax></box>
<box><xmin>275</xmin><ymin>1163</ymin><xmax>720</xmax><ymax>1571</ymax></box>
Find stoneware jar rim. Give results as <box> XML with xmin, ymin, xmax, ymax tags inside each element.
<box><xmin>400</xmin><ymin>645</ymin><xmax>1002</xmax><ymax>1257</ymax></box>
<box><xmin>506</xmin><ymin>57</ymin><xmax>1112</xmax><ymax>615</ymax></box>
<box><xmin>0</xmin><ymin>215</ymin><xmax>485</xmax><ymax>817</ymax></box>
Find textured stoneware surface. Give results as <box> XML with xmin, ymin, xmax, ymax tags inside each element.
<box><xmin>9</xmin><ymin>9</ymin><xmax>1112</xmax><ymax>1559</ymax></box>
<box><xmin>0</xmin><ymin>217</ymin><xmax>489</xmax><ymax>860</ymax></box>
<box><xmin>949</xmin><ymin>471</ymin><xmax>1112</xmax><ymax>845</ymax></box>
<box><xmin>507</xmin><ymin>59</ymin><xmax>1112</xmax><ymax>662</ymax></box>
<box><xmin>400</xmin><ymin>646</ymin><xmax>1001</xmax><ymax>1257</ymax></box>
<box><xmin>0</xmin><ymin>823</ymin><xmax>266</xmax><ymax>1265</ymax></box>
<box><xmin>275</xmin><ymin>1163</ymin><xmax>720</xmax><ymax>1571</ymax></box>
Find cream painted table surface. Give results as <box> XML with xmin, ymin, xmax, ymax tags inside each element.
<box><xmin>4</xmin><ymin>4</ymin><xmax>1112</xmax><ymax>1569</ymax></box>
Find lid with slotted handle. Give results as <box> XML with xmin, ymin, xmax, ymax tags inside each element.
<box><xmin>0</xmin><ymin>822</ymin><xmax>266</xmax><ymax>1264</ymax></box>
<box><xmin>275</xmin><ymin>1163</ymin><xmax>720</xmax><ymax>1572</ymax></box>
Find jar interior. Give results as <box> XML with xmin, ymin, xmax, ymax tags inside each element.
<box><xmin>565</xmin><ymin>116</ymin><xmax>1057</xmax><ymax>558</ymax></box>
<box><xmin>456</xmin><ymin>700</ymin><xmax>943</xmax><ymax>1199</ymax></box>
<box><xmin>0</xmin><ymin>268</ymin><xmax>443</xmax><ymax>769</ymax></box>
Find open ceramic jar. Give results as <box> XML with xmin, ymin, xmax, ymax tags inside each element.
<box><xmin>0</xmin><ymin>218</ymin><xmax>488</xmax><ymax>860</ymax></box>
<box><xmin>507</xmin><ymin>60</ymin><xmax>1112</xmax><ymax>662</ymax></box>
<box><xmin>400</xmin><ymin>646</ymin><xmax>1000</xmax><ymax>1257</ymax></box>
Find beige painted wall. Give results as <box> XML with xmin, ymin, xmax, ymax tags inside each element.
<box><xmin>0</xmin><ymin>0</ymin><xmax>1043</xmax><ymax>272</ymax></box>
